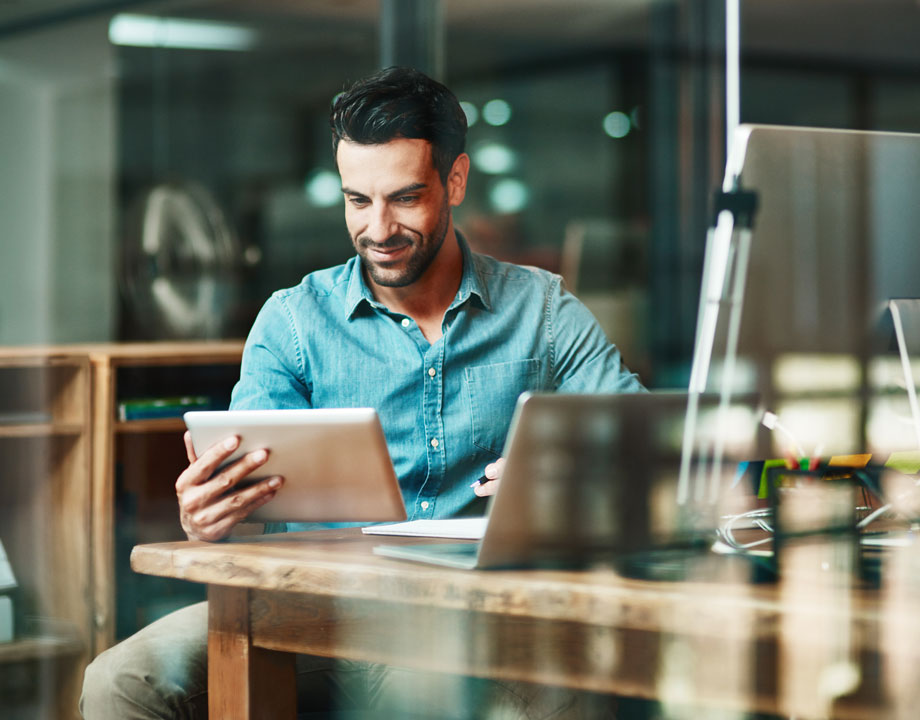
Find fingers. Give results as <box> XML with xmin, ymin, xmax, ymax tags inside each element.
<box><xmin>176</xmin><ymin>435</ymin><xmax>243</xmax><ymax>493</ymax></box>
<box><xmin>181</xmin><ymin>476</ymin><xmax>283</xmax><ymax>542</ymax></box>
<box><xmin>184</xmin><ymin>431</ymin><xmax>198</xmax><ymax>464</ymax></box>
<box><xmin>473</xmin><ymin>481</ymin><xmax>496</xmax><ymax>497</ymax></box>
<box><xmin>474</xmin><ymin>458</ymin><xmax>505</xmax><ymax>497</ymax></box>
<box><xmin>485</xmin><ymin>458</ymin><xmax>505</xmax><ymax>481</ymax></box>
<box><xmin>175</xmin><ymin>435</ymin><xmax>276</xmax><ymax>542</ymax></box>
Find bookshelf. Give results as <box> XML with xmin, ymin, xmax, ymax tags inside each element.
<box><xmin>0</xmin><ymin>341</ymin><xmax>244</xmax><ymax>718</ymax></box>
<box><xmin>85</xmin><ymin>342</ymin><xmax>244</xmax><ymax>650</ymax></box>
<box><xmin>0</xmin><ymin>350</ymin><xmax>92</xmax><ymax>719</ymax></box>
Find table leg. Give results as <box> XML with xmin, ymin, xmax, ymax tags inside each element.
<box><xmin>208</xmin><ymin>585</ymin><xmax>297</xmax><ymax>720</ymax></box>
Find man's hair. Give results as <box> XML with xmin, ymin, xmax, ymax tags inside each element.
<box><xmin>330</xmin><ymin>66</ymin><xmax>467</xmax><ymax>184</ymax></box>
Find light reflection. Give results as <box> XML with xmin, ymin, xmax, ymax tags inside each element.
<box><xmin>459</xmin><ymin>101</ymin><xmax>478</xmax><ymax>127</ymax></box>
<box><xmin>602</xmin><ymin>111</ymin><xmax>630</xmax><ymax>139</ymax></box>
<box><xmin>773</xmin><ymin>353</ymin><xmax>860</xmax><ymax>393</ymax></box>
<box><xmin>109</xmin><ymin>14</ymin><xmax>257</xmax><ymax>51</ymax></box>
<box><xmin>482</xmin><ymin>98</ymin><xmax>512</xmax><ymax>126</ymax></box>
<box><xmin>470</xmin><ymin>142</ymin><xmax>516</xmax><ymax>175</ymax></box>
<box><xmin>867</xmin><ymin>397</ymin><xmax>920</xmax><ymax>455</ymax></box>
<box><xmin>774</xmin><ymin>399</ymin><xmax>859</xmax><ymax>457</ymax></box>
<box><xmin>304</xmin><ymin>169</ymin><xmax>342</xmax><ymax>208</ymax></box>
<box><xmin>488</xmin><ymin>178</ymin><xmax>529</xmax><ymax>213</ymax></box>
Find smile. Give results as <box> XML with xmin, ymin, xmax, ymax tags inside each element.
<box><xmin>366</xmin><ymin>242</ymin><xmax>411</xmax><ymax>264</ymax></box>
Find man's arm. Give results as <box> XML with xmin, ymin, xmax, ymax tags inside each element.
<box><xmin>549</xmin><ymin>277</ymin><xmax>645</xmax><ymax>393</ymax></box>
<box><xmin>231</xmin><ymin>293</ymin><xmax>313</xmax><ymax>411</ymax></box>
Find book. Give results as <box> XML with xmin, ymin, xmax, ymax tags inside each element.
<box><xmin>118</xmin><ymin>396</ymin><xmax>216</xmax><ymax>421</ymax></box>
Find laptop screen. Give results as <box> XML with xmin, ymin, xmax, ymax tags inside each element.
<box><xmin>477</xmin><ymin>392</ymin><xmax>758</xmax><ymax>569</ymax></box>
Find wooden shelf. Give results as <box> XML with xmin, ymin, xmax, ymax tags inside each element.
<box><xmin>0</xmin><ymin>423</ymin><xmax>84</xmax><ymax>439</ymax></box>
<box><xmin>0</xmin><ymin>633</ymin><xmax>84</xmax><ymax>665</ymax></box>
<box><xmin>115</xmin><ymin>417</ymin><xmax>188</xmax><ymax>434</ymax></box>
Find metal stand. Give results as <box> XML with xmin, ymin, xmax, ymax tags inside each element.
<box><xmin>678</xmin><ymin>182</ymin><xmax>758</xmax><ymax>505</ymax></box>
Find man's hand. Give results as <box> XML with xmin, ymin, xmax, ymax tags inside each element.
<box><xmin>176</xmin><ymin>431</ymin><xmax>283</xmax><ymax>542</ymax></box>
<box><xmin>472</xmin><ymin>458</ymin><xmax>505</xmax><ymax>497</ymax></box>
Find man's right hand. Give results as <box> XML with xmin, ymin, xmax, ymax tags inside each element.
<box><xmin>176</xmin><ymin>431</ymin><xmax>283</xmax><ymax>542</ymax></box>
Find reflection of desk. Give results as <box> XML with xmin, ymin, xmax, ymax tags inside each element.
<box><xmin>131</xmin><ymin>528</ymin><xmax>919</xmax><ymax>719</ymax></box>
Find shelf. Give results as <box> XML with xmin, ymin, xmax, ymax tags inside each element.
<box><xmin>0</xmin><ymin>423</ymin><xmax>84</xmax><ymax>439</ymax></box>
<box><xmin>115</xmin><ymin>417</ymin><xmax>188</xmax><ymax>434</ymax></box>
<box><xmin>0</xmin><ymin>633</ymin><xmax>84</xmax><ymax>665</ymax></box>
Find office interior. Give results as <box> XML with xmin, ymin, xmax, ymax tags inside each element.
<box><xmin>2</xmin><ymin>0</ymin><xmax>920</xmax><ymax>717</ymax></box>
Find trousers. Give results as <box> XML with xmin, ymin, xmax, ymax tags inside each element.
<box><xmin>80</xmin><ymin>601</ymin><xmax>618</xmax><ymax>719</ymax></box>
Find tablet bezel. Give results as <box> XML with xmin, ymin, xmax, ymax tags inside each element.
<box><xmin>183</xmin><ymin>408</ymin><xmax>406</xmax><ymax>523</ymax></box>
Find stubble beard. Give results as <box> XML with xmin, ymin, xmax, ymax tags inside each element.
<box><xmin>354</xmin><ymin>201</ymin><xmax>451</xmax><ymax>289</ymax></box>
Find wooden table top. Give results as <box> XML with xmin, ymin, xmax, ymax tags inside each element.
<box><xmin>130</xmin><ymin>528</ymin><xmax>894</xmax><ymax>638</ymax></box>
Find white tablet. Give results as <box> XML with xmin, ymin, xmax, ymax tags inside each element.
<box><xmin>183</xmin><ymin>408</ymin><xmax>406</xmax><ymax>523</ymax></box>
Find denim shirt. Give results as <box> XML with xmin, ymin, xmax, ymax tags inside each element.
<box><xmin>230</xmin><ymin>236</ymin><xmax>644</xmax><ymax>531</ymax></box>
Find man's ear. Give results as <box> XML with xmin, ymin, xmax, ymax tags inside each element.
<box><xmin>446</xmin><ymin>153</ymin><xmax>470</xmax><ymax>207</ymax></box>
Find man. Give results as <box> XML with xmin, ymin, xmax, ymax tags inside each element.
<box><xmin>81</xmin><ymin>66</ymin><xmax>642</xmax><ymax>719</ymax></box>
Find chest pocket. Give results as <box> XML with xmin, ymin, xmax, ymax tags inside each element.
<box><xmin>465</xmin><ymin>358</ymin><xmax>542</xmax><ymax>455</ymax></box>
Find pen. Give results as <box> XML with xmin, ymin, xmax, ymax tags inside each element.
<box><xmin>469</xmin><ymin>474</ymin><xmax>493</xmax><ymax>488</ymax></box>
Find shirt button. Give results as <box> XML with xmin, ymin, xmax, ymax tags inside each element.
<box><xmin>428</xmin><ymin>367</ymin><xmax>436</xmax><ymax>377</ymax></box>
<box><xmin>400</xmin><ymin>318</ymin><xmax>411</xmax><ymax>328</ymax></box>
<box><xmin>430</xmin><ymin>438</ymin><xmax>439</xmax><ymax>448</ymax></box>
<box><xmin>420</xmin><ymin>501</ymin><xmax>430</xmax><ymax>510</ymax></box>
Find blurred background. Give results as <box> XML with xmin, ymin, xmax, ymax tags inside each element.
<box><xmin>2</xmin><ymin>0</ymin><xmax>918</xmax><ymax>381</ymax></box>
<box><xmin>4</xmin><ymin>2</ymin><xmax>920</xmax><ymax>717</ymax></box>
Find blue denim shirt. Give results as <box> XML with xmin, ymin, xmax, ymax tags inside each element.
<box><xmin>230</xmin><ymin>236</ymin><xmax>643</xmax><ymax>530</ymax></box>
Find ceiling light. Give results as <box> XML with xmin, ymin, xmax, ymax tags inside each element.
<box><xmin>109</xmin><ymin>14</ymin><xmax>257</xmax><ymax>51</ymax></box>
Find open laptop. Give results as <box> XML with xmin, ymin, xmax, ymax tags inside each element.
<box><xmin>373</xmin><ymin>391</ymin><xmax>755</xmax><ymax>570</ymax></box>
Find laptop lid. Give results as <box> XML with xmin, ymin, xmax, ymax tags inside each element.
<box><xmin>476</xmin><ymin>391</ymin><xmax>754</xmax><ymax>569</ymax></box>
<box><xmin>374</xmin><ymin>391</ymin><xmax>757</xmax><ymax>569</ymax></box>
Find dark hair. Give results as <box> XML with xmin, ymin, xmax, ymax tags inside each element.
<box><xmin>330</xmin><ymin>66</ymin><xmax>467</xmax><ymax>184</ymax></box>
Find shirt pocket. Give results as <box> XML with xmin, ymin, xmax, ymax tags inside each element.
<box><xmin>465</xmin><ymin>358</ymin><xmax>542</xmax><ymax>455</ymax></box>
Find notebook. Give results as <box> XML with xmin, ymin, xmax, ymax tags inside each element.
<box><xmin>373</xmin><ymin>391</ymin><xmax>752</xmax><ymax>570</ymax></box>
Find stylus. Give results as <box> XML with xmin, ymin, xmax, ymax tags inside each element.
<box><xmin>469</xmin><ymin>475</ymin><xmax>492</xmax><ymax>488</ymax></box>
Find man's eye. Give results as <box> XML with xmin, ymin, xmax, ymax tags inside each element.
<box><xmin>348</xmin><ymin>197</ymin><xmax>369</xmax><ymax>207</ymax></box>
<box><xmin>396</xmin><ymin>196</ymin><xmax>418</xmax><ymax>204</ymax></box>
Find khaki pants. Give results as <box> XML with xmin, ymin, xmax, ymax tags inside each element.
<box><xmin>80</xmin><ymin>602</ymin><xmax>618</xmax><ymax>719</ymax></box>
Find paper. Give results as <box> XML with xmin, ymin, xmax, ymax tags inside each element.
<box><xmin>361</xmin><ymin>518</ymin><xmax>488</xmax><ymax>540</ymax></box>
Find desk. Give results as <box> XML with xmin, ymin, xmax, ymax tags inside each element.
<box><xmin>131</xmin><ymin>528</ymin><xmax>920</xmax><ymax>719</ymax></box>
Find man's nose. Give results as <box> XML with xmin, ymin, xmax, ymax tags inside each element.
<box><xmin>365</xmin><ymin>205</ymin><xmax>396</xmax><ymax>243</ymax></box>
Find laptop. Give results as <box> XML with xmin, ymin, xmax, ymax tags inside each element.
<box><xmin>373</xmin><ymin>391</ymin><xmax>755</xmax><ymax>570</ymax></box>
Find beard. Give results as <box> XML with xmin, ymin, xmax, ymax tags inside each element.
<box><xmin>353</xmin><ymin>200</ymin><xmax>451</xmax><ymax>288</ymax></box>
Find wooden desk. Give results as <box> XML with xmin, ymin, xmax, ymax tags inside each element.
<box><xmin>131</xmin><ymin>529</ymin><xmax>920</xmax><ymax>720</ymax></box>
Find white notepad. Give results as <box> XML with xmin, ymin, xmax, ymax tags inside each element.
<box><xmin>361</xmin><ymin>518</ymin><xmax>488</xmax><ymax>540</ymax></box>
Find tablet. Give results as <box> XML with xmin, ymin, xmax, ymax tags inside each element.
<box><xmin>183</xmin><ymin>408</ymin><xmax>407</xmax><ymax>523</ymax></box>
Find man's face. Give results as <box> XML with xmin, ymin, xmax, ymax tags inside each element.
<box><xmin>337</xmin><ymin>138</ymin><xmax>465</xmax><ymax>289</ymax></box>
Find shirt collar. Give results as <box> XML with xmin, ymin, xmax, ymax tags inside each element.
<box><xmin>344</xmin><ymin>231</ymin><xmax>492</xmax><ymax>321</ymax></box>
<box><xmin>344</xmin><ymin>256</ymin><xmax>378</xmax><ymax>320</ymax></box>
<box><xmin>452</xmin><ymin>231</ymin><xmax>491</xmax><ymax>312</ymax></box>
